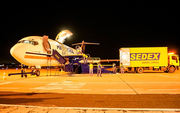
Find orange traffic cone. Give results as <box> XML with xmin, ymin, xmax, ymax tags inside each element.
<box><xmin>2</xmin><ymin>72</ymin><xmax>7</xmax><ymax>80</ymax></box>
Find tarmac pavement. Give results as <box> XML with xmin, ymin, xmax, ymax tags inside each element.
<box><xmin>0</xmin><ymin>69</ymin><xmax>180</xmax><ymax>112</ymax></box>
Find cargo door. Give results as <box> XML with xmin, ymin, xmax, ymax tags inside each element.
<box><xmin>119</xmin><ymin>48</ymin><xmax>130</xmax><ymax>66</ymax></box>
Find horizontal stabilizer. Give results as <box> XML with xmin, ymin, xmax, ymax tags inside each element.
<box><xmin>72</xmin><ymin>41</ymin><xmax>100</xmax><ymax>53</ymax></box>
<box><xmin>100</xmin><ymin>59</ymin><xmax>119</xmax><ymax>62</ymax></box>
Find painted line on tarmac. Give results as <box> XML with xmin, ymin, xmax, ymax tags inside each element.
<box><xmin>157</xmin><ymin>74</ymin><xmax>179</xmax><ymax>78</ymax></box>
<box><xmin>0</xmin><ymin>104</ymin><xmax>179</xmax><ymax>112</ymax></box>
<box><xmin>32</xmin><ymin>87</ymin><xmax>63</xmax><ymax>90</ymax></box>
<box><xmin>64</xmin><ymin>89</ymin><xmax>91</xmax><ymax>91</ymax></box>
<box><xmin>0</xmin><ymin>82</ymin><xmax>12</xmax><ymax>85</ymax></box>
<box><xmin>127</xmin><ymin>82</ymin><xmax>180</xmax><ymax>84</ymax></box>
<box><xmin>148</xmin><ymin>89</ymin><xmax>180</xmax><ymax>91</ymax></box>
<box><xmin>116</xmin><ymin>75</ymin><xmax>138</xmax><ymax>94</ymax></box>
<box><xmin>106</xmin><ymin>89</ymin><xmax>133</xmax><ymax>91</ymax></box>
<box><xmin>0</xmin><ymin>87</ymin><xmax>19</xmax><ymax>89</ymax></box>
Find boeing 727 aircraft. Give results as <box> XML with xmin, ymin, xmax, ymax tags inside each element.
<box><xmin>10</xmin><ymin>30</ymin><xmax>99</xmax><ymax>76</ymax></box>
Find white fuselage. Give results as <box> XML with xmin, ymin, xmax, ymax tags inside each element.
<box><xmin>10</xmin><ymin>36</ymin><xmax>77</xmax><ymax>67</ymax></box>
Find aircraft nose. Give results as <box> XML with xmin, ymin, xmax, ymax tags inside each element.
<box><xmin>10</xmin><ymin>44</ymin><xmax>26</xmax><ymax>61</ymax></box>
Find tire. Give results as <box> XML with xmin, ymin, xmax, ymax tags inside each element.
<box><xmin>168</xmin><ymin>66</ymin><xmax>175</xmax><ymax>73</ymax></box>
<box><xmin>31</xmin><ymin>70</ymin><xmax>36</xmax><ymax>75</ymax></box>
<box><xmin>75</xmin><ymin>65</ymin><xmax>82</xmax><ymax>74</ymax></box>
<box><xmin>164</xmin><ymin>71</ymin><xmax>168</xmax><ymax>73</ymax></box>
<box><xmin>36</xmin><ymin>70</ymin><xmax>40</xmax><ymax>76</ymax></box>
<box><xmin>137</xmin><ymin>67</ymin><xmax>144</xmax><ymax>73</ymax></box>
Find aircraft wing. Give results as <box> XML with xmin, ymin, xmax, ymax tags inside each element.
<box><xmin>100</xmin><ymin>59</ymin><xmax>119</xmax><ymax>62</ymax></box>
<box><xmin>72</xmin><ymin>42</ymin><xmax>100</xmax><ymax>46</ymax></box>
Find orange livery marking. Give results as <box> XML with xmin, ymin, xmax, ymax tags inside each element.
<box><xmin>24</xmin><ymin>55</ymin><xmax>56</xmax><ymax>60</ymax></box>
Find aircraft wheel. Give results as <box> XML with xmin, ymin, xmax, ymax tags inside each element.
<box><xmin>168</xmin><ymin>66</ymin><xmax>175</xmax><ymax>73</ymax></box>
<box><xmin>137</xmin><ymin>67</ymin><xmax>144</xmax><ymax>73</ymax></box>
<box><xmin>36</xmin><ymin>70</ymin><xmax>40</xmax><ymax>76</ymax></box>
<box><xmin>31</xmin><ymin>70</ymin><xmax>36</xmax><ymax>75</ymax></box>
<box><xmin>75</xmin><ymin>65</ymin><xmax>82</xmax><ymax>74</ymax></box>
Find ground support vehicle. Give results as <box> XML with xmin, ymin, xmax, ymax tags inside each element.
<box><xmin>64</xmin><ymin>56</ymin><xmax>113</xmax><ymax>74</ymax></box>
<box><xmin>119</xmin><ymin>47</ymin><xmax>179</xmax><ymax>73</ymax></box>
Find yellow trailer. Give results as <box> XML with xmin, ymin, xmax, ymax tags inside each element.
<box><xmin>119</xmin><ymin>47</ymin><xmax>179</xmax><ymax>73</ymax></box>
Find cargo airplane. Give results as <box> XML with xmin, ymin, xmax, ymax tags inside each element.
<box><xmin>10</xmin><ymin>30</ymin><xmax>99</xmax><ymax>76</ymax></box>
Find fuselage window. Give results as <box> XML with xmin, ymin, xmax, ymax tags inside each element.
<box><xmin>57</xmin><ymin>45</ymin><xmax>62</xmax><ymax>50</ymax></box>
<box><xmin>67</xmin><ymin>48</ymin><xmax>74</xmax><ymax>54</ymax></box>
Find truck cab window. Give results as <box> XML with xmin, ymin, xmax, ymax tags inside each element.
<box><xmin>172</xmin><ymin>56</ymin><xmax>178</xmax><ymax>63</ymax></box>
<box><xmin>172</xmin><ymin>56</ymin><xmax>177</xmax><ymax>60</ymax></box>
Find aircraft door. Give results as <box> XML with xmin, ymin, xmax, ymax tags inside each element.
<box><xmin>43</xmin><ymin>35</ymin><xmax>51</xmax><ymax>54</ymax></box>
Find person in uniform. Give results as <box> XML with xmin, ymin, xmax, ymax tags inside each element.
<box><xmin>113</xmin><ymin>63</ymin><xmax>116</xmax><ymax>74</ymax></box>
<box><xmin>120</xmin><ymin>63</ymin><xmax>124</xmax><ymax>74</ymax></box>
<box><xmin>77</xmin><ymin>47</ymin><xmax>82</xmax><ymax>54</ymax></box>
<box><xmin>85</xmin><ymin>54</ymin><xmax>88</xmax><ymax>63</ymax></box>
<box><xmin>83</xmin><ymin>54</ymin><xmax>86</xmax><ymax>63</ymax></box>
<box><xmin>21</xmin><ymin>67</ymin><xmax>24</xmax><ymax>78</ymax></box>
<box><xmin>97</xmin><ymin>62</ymin><xmax>102</xmax><ymax>77</ymax></box>
<box><xmin>89</xmin><ymin>62</ymin><xmax>93</xmax><ymax>76</ymax></box>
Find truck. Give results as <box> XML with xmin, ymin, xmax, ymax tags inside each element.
<box><xmin>119</xmin><ymin>47</ymin><xmax>179</xmax><ymax>73</ymax></box>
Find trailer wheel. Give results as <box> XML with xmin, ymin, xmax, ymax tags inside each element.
<box><xmin>168</xmin><ymin>66</ymin><xmax>175</xmax><ymax>73</ymax></box>
<box><xmin>137</xmin><ymin>67</ymin><xmax>144</xmax><ymax>73</ymax></box>
<box><xmin>164</xmin><ymin>71</ymin><xmax>168</xmax><ymax>73</ymax></box>
<box><xmin>31</xmin><ymin>70</ymin><xmax>36</xmax><ymax>75</ymax></box>
<box><xmin>36</xmin><ymin>70</ymin><xmax>40</xmax><ymax>76</ymax></box>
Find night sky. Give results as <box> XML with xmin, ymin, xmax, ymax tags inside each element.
<box><xmin>1</xmin><ymin>1</ymin><xmax>180</xmax><ymax>63</ymax></box>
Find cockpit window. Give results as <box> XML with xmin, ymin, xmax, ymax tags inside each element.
<box><xmin>18</xmin><ymin>40</ymin><xmax>38</xmax><ymax>45</ymax></box>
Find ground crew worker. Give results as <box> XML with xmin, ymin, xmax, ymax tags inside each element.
<box><xmin>21</xmin><ymin>67</ymin><xmax>24</xmax><ymax>78</ymax></box>
<box><xmin>85</xmin><ymin>54</ymin><xmax>88</xmax><ymax>63</ymax></box>
<box><xmin>97</xmin><ymin>62</ymin><xmax>102</xmax><ymax>77</ymax></box>
<box><xmin>83</xmin><ymin>54</ymin><xmax>88</xmax><ymax>63</ymax></box>
<box><xmin>89</xmin><ymin>62</ymin><xmax>93</xmax><ymax>76</ymax></box>
<box><xmin>120</xmin><ymin>63</ymin><xmax>124</xmax><ymax>74</ymax></box>
<box><xmin>113</xmin><ymin>63</ymin><xmax>116</xmax><ymax>74</ymax></box>
<box><xmin>77</xmin><ymin>47</ymin><xmax>82</xmax><ymax>54</ymax></box>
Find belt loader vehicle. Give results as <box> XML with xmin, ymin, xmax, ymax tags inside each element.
<box><xmin>119</xmin><ymin>47</ymin><xmax>179</xmax><ymax>73</ymax></box>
